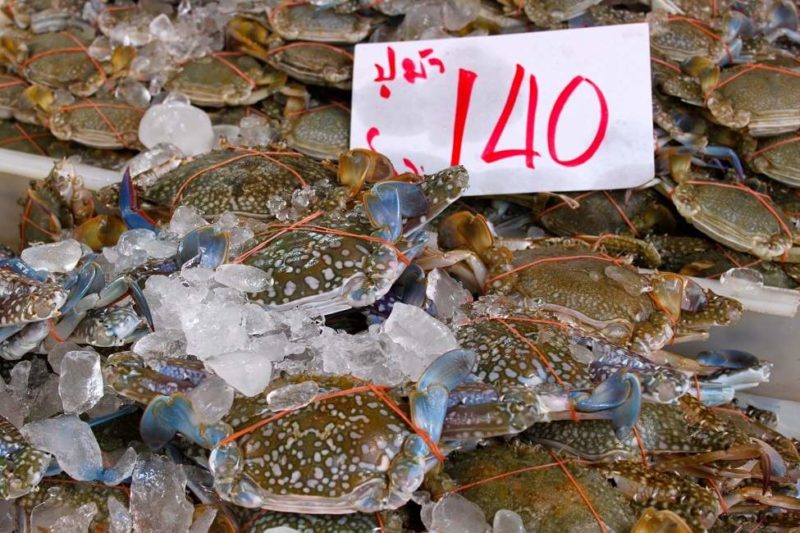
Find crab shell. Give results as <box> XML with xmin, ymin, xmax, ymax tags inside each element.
<box><xmin>244</xmin><ymin>165</ymin><xmax>468</xmax><ymax>314</ymax></box>
<box><xmin>0</xmin><ymin>415</ymin><xmax>50</xmax><ymax>499</ymax></box>
<box><xmin>209</xmin><ymin>374</ymin><xmax>435</xmax><ymax>514</ymax></box>
<box><xmin>515</xmin><ymin>0</ymin><xmax>604</xmax><ymax>27</ymax></box>
<box><xmin>282</xmin><ymin>104</ymin><xmax>350</xmax><ymax>161</ymax></box>
<box><xmin>743</xmin><ymin>133</ymin><xmax>800</xmax><ymax>187</ymax></box>
<box><xmin>482</xmin><ymin>241</ymin><xmax>737</xmax><ymax>353</ymax></box>
<box><xmin>648</xmin><ymin>13</ymin><xmax>732</xmax><ymax>65</ymax></box>
<box><xmin>706</xmin><ymin>65</ymin><xmax>800</xmax><ymax>137</ymax></box>
<box><xmin>424</xmin><ymin>441</ymin><xmax>637</xmax><ymax>531</ymax></box>
<box><xmin>139</xmin><ymin>148</ymin><xmax>338</xmax><ymax>219</ymax></box>
<box><xmin>20</xmin><ymin>30</ymin><xmax>107</xmax><ymax>97</ymax></box>
<box><xmin>0</xmin><ymin>267</ymin><xmax>67</xmax><ymax>327</ymax></box>
<box><xmin>164</xmin><ymin>53</ymin><xmax>287</xmax><ymax>108</ymax></box>
<box><xmin>670</xmin><ymin>178</ymin><xmax>796</xmax><ymax>261</ymax></box>
<box><xmin>263</xmin><ymin>41</ymin><xmax>353</xmax><ymax>90</ymax></box>
<box><xmin>269</xmin><ymin>3</ymin><xmax>374</xmax><ymax>43</ymax></box>
<box><xmin>48</xmin><ymin>98</ymin><xmax>144</xmax><ymax>150</ymax></box>
<box><xmin>523</xmin><ymin>395</ymin><xmax>742</xmax><ymax>462</ymax></box>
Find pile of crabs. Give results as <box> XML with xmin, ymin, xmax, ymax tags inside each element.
<box><xmin>2</xmin><ymin>0</ymin><xmax>800</xmax><ymax>532</ymax></box>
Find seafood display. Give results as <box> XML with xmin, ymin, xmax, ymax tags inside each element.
<box><xmin>1</xmin><ymin>0</ymin><xmax>800</xmax><ymax>532</ymax></box>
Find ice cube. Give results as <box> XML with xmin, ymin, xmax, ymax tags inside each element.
<box><xmin>20</xmin><ymin>239</ymin><xmax>82</xmax><ymax>273</ymax></box>
<box><xmin>115</xmin><ymin>78</ymin><xmax>151</xmax><ymax>108</ymax></box>
<box><xmin>31</xmin><ymin>500</ymin><xmax>98</xmax><ymax>533</ymax></box>
<box><xmin>493</xmin><ymin>510</ymin><xmax>526</xmax><ymax>533</ymax></box>
<box><xmin>443</xmin><ymin>0</ymin><xmax>480</xmax><ymax>31</ymax></box>
<box><xmin>243</xmin><ymin>303</ymin><xmax>276</xmax><ymax>335</ymax></box>
<box><xmin>187</xmin><ymin>376</ymin><xmax>234</xmax><ymax>423</ymax></box>
<box><xmin>48</xmin><ymin>342</ymin><xmax>82</xmax><ymax>374</ymax></box>
<box><xmin>183</xmin><ymin>303</ymin><xmax>248</xmax><ymax>359</ymax></box>
<box><xmin>130</xmin><ymin>454</ymin><xmax>194</xmax><ymax>533</ymax></box>
<box><xmin>426</xmin><ymin>268</ymin><xmax>473</xmax><ymax>321</ymax></box>
<box><xmin>720</xmin><ymin>267</ymin><xmax>764</xmax><ymax>290</ymax></box>
<box><xmin>169</xmin><ymin>207</ymin><xmax>206</xmax><ymax>238</ymax></box>
<box><xmin>133</xmin><ymin>329</ymin><xmax>187</xmax><ymax>359</ymax></box>
<box><xmin>108</xmin><ymin>496</ymin><xmax>132</xmax><ymax>533</ymax></box>
<box><xmin>142</xmin><ymin>238</ymin><xmax>178</xmax><ymax>260</ymax></box>
<box><xmin>181</xmin><ymin>264</ymin><xmax>216</xmax><ymax>284</ymax></box>
<box><xmin>117</xmin><ymin>229</ymin><xmax>156</xmax><ymax>256</ymax></box>
<box><xmin>21</xmin><ymin>415</ymin><xmax>103</xmax><ymax>482</ymax></box>
<box><xmin>266</xmin><ymin>380</ymin><xmax>319</xmax><ymax>411</ymax></box>
<box><xmin>59</xmin><ymin>350</ymin><xmax>104</xmax><ymax>414</ymax></box>
<box><xmin>382</xmin><ymin>302</ymin><xmax>460</xmax><ymax>381</ymax></box>
<box><xmin>149</xmin><ymin>14</ymin><xmax>178</xmax><ymax>42</ymax></box>
<box><xmin>214</xmin><ymin>264</ymin><xmax>273</xmax><ymax>293</ymax></box>
<box><xmin>430</xmin><ymin>494</ymin><xmax>490</xmax><ymax>533</ymax></box>
<box><xmin>139</xmin><ymin>101</ymin><xmax>214</xmax><ymax>156</ymax></box>
<box><xmin>205</xmin><ymin>351</ymin><xmax>273</xmax><ymax>397</ymax></box>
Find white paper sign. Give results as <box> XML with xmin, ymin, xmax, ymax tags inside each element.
<box><xmin>350</xmin><ymin>24</ymin><xmax>654</xmax><ymax>195</ymax></box>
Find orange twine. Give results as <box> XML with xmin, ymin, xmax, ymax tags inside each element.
<box><xmin>218</xmin><ymin>383</ymin><xmax>445</xmax><ymax>462</ymax></box>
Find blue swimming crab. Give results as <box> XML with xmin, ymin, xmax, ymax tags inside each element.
<box><xmin>0</xmin><ymin>413</ymin><xmax>50</xmax><ymax>500</ymax></box>
<box><xmin>420</xmin><ymin>212</ymin><xmax>742</xmax><ymax>353</ymax></box>
<box><xmin>102</xmin><ymin>345</ymin><xmax>645</xmax><ymax>514</ymax></box>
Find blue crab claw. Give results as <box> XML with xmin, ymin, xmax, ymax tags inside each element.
<box><xmin>696</xmin><ymin>349</ymin><xmax>760</xmax><ymax>369</ymax></box>
<box><xmin>141</xmin><ymin>393</ymin><xmax>231</xmax><ymax>450</ymax></box>
<box><xmin>0</xmin><ymin>258</ymin><xmax>49</xmax><ymax>282</ymax></box>
<box><xmin>575</xmin><ymin>371</ymin><xmax>641</xmax><ymax>440</ymax></box>
<box><xmin>364</xmin><ymin>187</ymin><xmax>402</xmax><ymax>242</ymax></box>
<box><xmin>702</xmin><ymin>146</ymin><xmax>745</xmax><ymax>180</ymax></box>
<box><xmin>95</xmin><ymin>276</ymin><xmax>154</xmax><ymax>331</ymax></box>
<box><xmin>411</xmin><ymin>349</ymin><xmax>477</xmax><ymax>446</ymax></box>
<box><xmin>61</xmin><ymin>261</ymin><xmax>105</xmax><ymax>315</ymax></box>
<box><xmin>119</xmin><ymin>168</ymin><xmax>157</xmax><ymax>231</ymax></box>
<box><xmin>0</xmin><ymin>325</ymin><xmax>24</xmax><ymax>344</ymax></box>
<box><xmin>177</xmin><ymin>227</ymin><xmax>230</xmax><ymax>269</ymax></box>
<box><xmin>372</xmin><ymin>182</ymin><xmax>429</xmax><ymax>218</ymax></box>
<box><xmin>395</xmin><ymin>264</ymin><xmax>427</xmax><ymax>309</ymax></box>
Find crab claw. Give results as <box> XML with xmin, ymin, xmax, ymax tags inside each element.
<box><xmin>411</xmin><ymin>349</ymin><xmax>476</xmax><ymax>446</ymax></box>
<box><xmin>438</xmin><ymin>211</ymin><xmax>495</xmax><ymax>257</ymax></box>
<box><xmin>575</xmin><ymin>371</ymin><xmax>641</xmax><ymax>440</ymax></box>
<box><xmin>177</xmin><ymin>227</ymin><xmax>230</xmax><ymax>269</ymax></box>
<box><xmin>701</xmin><ymin>145</ymin><xmax>745</xmax><ymax>180</ymax></box>
<box><xmin>119</xmin><ymin>168</ymin><xmax>157</xmax><ymax>231</ymax></box>
<box><xmin>0</xmin><ymin>258</ymin><xmax>49</xmax><ymax>282</ymax></box>
<box><xmin>141</xmin><ymin>393</ymin><xmax>231</xmax><ymax>450</ymax></box>
<box><xmin>95</xmin><ymin>276</ymin><xmax>154</xmax><ymax>331</ymax></box>
<box><xmin>61</xmin><ymin>260</ymin><xmax>105</xmax><ymax>316</ymax></box>
<box><xmin>339</xmin><ymin>149</ymin><xmax>395</xmax><ymax>196</ymax></box>
<box><xmin>364</xmin><ymin>185</ymin><xmax>401</xmax><ymax>242</ymax></box>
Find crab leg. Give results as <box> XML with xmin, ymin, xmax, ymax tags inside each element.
<box><xmin>119</xmin><ymin>168</ymin><xmax>158</xmax><ymax>231</ymax></box>
<box><xmin>140</xmin><ymin>392</ymin><xmax>232</xmax><ymax>450</ymax></box>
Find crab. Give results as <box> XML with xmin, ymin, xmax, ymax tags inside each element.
<box><xmin>112</xmin><ymin>147</ymin><xmax>339</xmax><ymax>223</ymax></box>
<box><xmin>424</xmin><ymin>440</ymin><xmax>638</xmax><ymax>531</ymax></box>
<box><xmin>660</xmin><ymin>161</ymin><xmax>800</xmax><ymax>261</ymax></box>
<box><xmin>0</xmin><ymin>265</ymin><xmax>67</xmax><ymax>328</ymax></box>
<box><xmin>18</xmin><ymin>160</ymin><xmax>106</xmax><ymax>248</ymax></box>
<box><xmin>0</xmin><ymin>72</ymin><xmax>29</xmax><ymax>120</ymax></box>
<box><xmin>6</xmin><ymin>0</ymin><xmax>85</xmax><ymax>34</ymax></box>
<box><xmin>164</xmin><ymin>53</ymin><xmax>287</xmax><ymax>108</ymax></box>
<box><xmin>282</xmin><ymin>102</ymin><xmax>350</xmax><ymax>161</ymax></box>
<box><xmin>268</xmin><ymin>2</ymin><xmax>375</xmax><ymax>43</ymax></box>
<box><xmin>742</xmin><ymin>132</ymin><xmax>800</xmax><ymax>187</ymax></box>
<box><xmin>647</xmin><ymin>234</ymin><xmax>800</xmax><ymax>289</ymax></box>
<box><xmin>531</xmin><ymin>188</ymin><xmax>678</xmax><ymax>238</ymax></box>
<box><xmin>452</xmin><ymin>301</ymin><xmax>690</xmax><ymax>407</ymax></box>
<box><xmin>702</xmin><ymin>63</ymin><xmax>800</xmax><ymax>137</ymax></box>
<box><xmin>43</xmin><ymin>95</ymin><xmax>145</xmax><ymax>150</ymax></box>
<box><xmin>104</xmin><ymin>343</ymin><xmax>646</xmax><ymax>514</ymax></box>
<box><xmin>239</xmin><ymin>162</ymin><xmax>468</xmax><ymax>314</ymax></box>
<box><xmin>14</xmin><ymin>476</ymin><xmax>130</xmax><ymax>531</ymax></box>
<box><xmin>263</xmin><ymin>41</ymin><xmax>353</xmax><ymax>90</ymax></box>
<box><xmin>7</xmin><ymin>29</ymin><xmax>111</xmax><ymax>97</ymax></box>
<box><xmin>421</xmin><ymin>212</ymin><xmax>742</xmax><ymax>353</ymax></box>
<box><xmin>648</xmin><ymin>12</ymin><xmax>741</xmax><ymax>65</ymax></box>
<box><xmin>499</xmin><ymin>0</ymin><xmax>604</xmax><ymax>28</ymax></box>
<box><xmin>0</xmin><ymin>413</ymin><xmax>50</xmax><ymax>500</ymax></box>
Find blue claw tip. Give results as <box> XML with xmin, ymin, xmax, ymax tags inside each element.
<box><xmin>418</xmin><ymin>349</ymin><xmax>477</xmax><ymax>393</ymax></box>
<box><xmin>120</xmin><ymin>168</ymin><xmax>157</xmax><ymax>231</ymax></box>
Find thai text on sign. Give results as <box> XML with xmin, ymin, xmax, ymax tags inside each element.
<box><xmin>350</xmin><ymin>24</ymin><xmax>654</xmax><ymax>195</ymax></box>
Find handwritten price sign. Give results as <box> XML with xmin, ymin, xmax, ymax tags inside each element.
<box><xmin>350</xmin><ymin>24</ymin><xmax>654</xmax><ymax>195</ymax></box>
